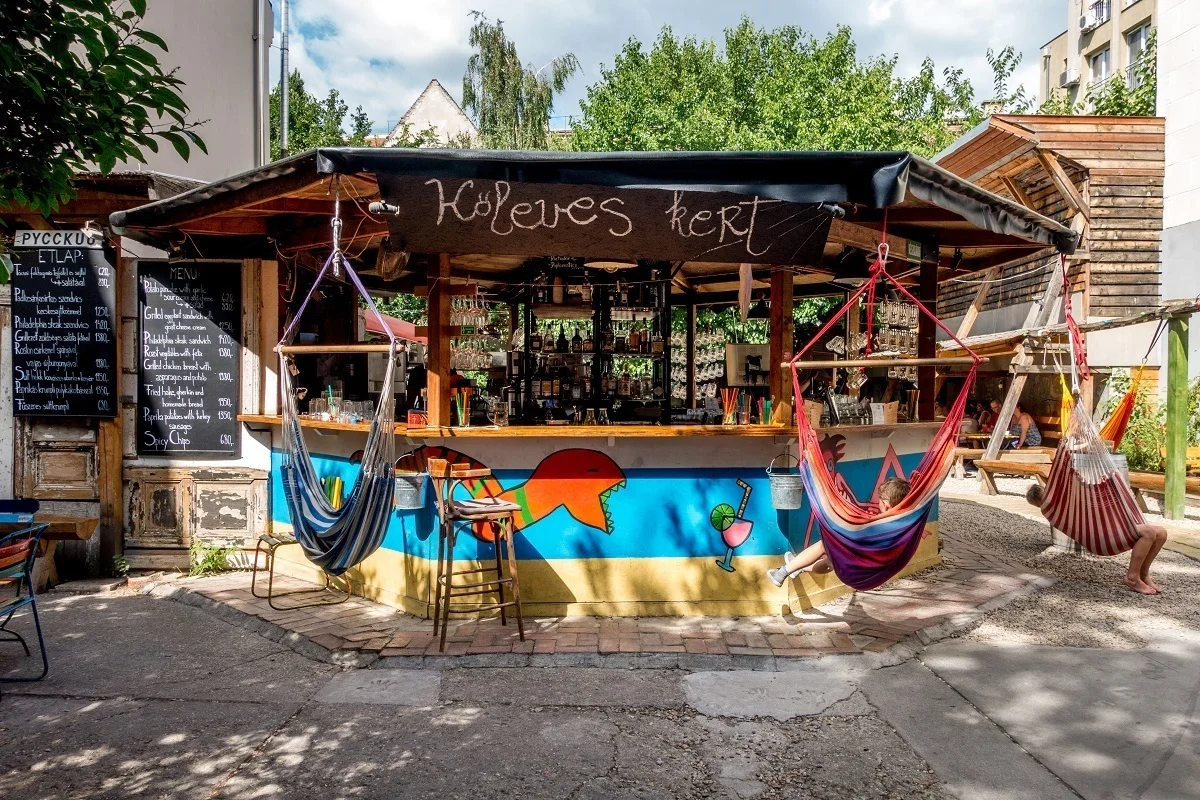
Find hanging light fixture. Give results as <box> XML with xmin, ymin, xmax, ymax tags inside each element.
<box><xmin>747</xmin><ymin>299</ymin><xmax>771</xmax><ymax>319</ymax></box>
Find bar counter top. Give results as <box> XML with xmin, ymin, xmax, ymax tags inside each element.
<box><xmin>238</xmin><ymin>414</ymin><xmax>942</xmax><ymax>438</ymax></box>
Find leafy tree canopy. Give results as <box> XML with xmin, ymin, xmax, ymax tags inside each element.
<box><xmin>0</xmin><ymin>0</ymin><xmax>205</xmax><ymax>214</ymax></box>
<box><xmin>570</xmin><ymin>18</ymin><xmax>983</xmax><ymax>156</ymax></box>
<box><xmin>462</xmin><ymin>12</ymin><xmax>580</xmax><ymax>149</ymax></box>
<box><xmin>270</xmin><ymin>70</ymin><xmax>385</xmax><ymax>160</ymax></box>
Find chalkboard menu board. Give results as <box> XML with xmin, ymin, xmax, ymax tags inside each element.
<box><xmin>137</xmin><ymin>262</ymin><xmax>241</xmax><ymax>457</ymax></box>
<box><xmin>10</xmin><ymin>229</ymin><xmax>118</xmax><ymax>417</ymax></box>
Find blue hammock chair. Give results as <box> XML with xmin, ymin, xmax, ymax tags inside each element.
<box><xmin>278</xmin><ymin>250</ymin><xmax>398</xmax><ymax>575</ymax></box>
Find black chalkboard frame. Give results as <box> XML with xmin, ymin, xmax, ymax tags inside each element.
<box><xmin>136</xmin><ymin>260</ymin><xmax>243</xmax><ymax>459</ymax></box>
<box><xmin>9</xmin><ymin>233</ymin><xmax>120</xmax><ymax>418</ymax></box>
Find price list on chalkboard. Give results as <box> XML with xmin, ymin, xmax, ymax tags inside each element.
<box><xmin>137</xmin><ymin>262</ymin><xmax>241</xmax><ymax>457</ymax></box>
<box><xmin>10</xmin><ymin>229</ymin><xmax>118</xmax><ymax>417</ymax></box>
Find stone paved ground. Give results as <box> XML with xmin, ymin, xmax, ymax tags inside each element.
<box><xmin>146</xmin><ymin>531</ymin><xmax>1049</xmax><ymax>667</ymax></box>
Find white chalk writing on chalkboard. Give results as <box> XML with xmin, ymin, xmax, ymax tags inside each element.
<box><xmin>137</xmin><ymin>262</ymin><xmax>241</xmax><ymax>457</ymax></box>
<box><xmin>10</xmin><ymin>237</ymin><xmax>118</xmax><ymax>417</ymax></box>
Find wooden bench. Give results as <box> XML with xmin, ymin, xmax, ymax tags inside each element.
<box><xmin>975</xmin><ymin>450</ymin><xmax>1055</xmax><ymax>495</ymax></box>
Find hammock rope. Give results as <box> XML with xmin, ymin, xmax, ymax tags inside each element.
<box><xmin>278</xmin><ymin>248</ymin><xmax>399</xmax><ymax>575</ymax></box>
<box><xmin>788</xmin><ymin>240</ymin><xmax>982</xmax><ymax>590</ymax></box>
<box><xmin>1039</xmin><ymin>254</ymin><xmax>1145</xmax><ymax>555</ymax></box>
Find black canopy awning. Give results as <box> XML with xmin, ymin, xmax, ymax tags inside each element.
<box><xmin>110</xmin><ymin>147</ymin><xmax>1077</xmax><ymax>270</ymax></box>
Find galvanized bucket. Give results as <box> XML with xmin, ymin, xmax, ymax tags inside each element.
<box><xmin>394</xmin><ymin>471</ymin><xmax>427</xmax><ymax>510</ymax></box>
<box><xmin>767</xmin><ymin>453</ymin><xmax>806</xmax><ymax>510</ymax></box>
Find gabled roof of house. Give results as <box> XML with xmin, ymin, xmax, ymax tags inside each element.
<box><xmin>384</xmin><ymin>79</ymin><xmax>479</xmax><ymax>146</ymax></box>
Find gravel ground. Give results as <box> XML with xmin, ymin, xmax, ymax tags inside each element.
<box><xmin>938</xmin><ymin>497</ymin><xmax>1200</xmax><ymax>649</ymax></box>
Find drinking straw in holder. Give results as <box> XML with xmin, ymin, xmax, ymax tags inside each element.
<box><xmin>721</xmin><ymin>388</ymin><xmax>738</xmax><ymax>425</ymax></box>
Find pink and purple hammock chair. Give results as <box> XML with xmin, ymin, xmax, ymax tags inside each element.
<box><xmin>787</xmin><ymin>243</ymin><xmax>980</xmax><ymax>591</ymax></box>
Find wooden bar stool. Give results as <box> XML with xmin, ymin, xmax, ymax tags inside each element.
<box><xmin>427</xmin><ymin>459</ymin><xmax>525</xmax><ymax>652</ymax></box>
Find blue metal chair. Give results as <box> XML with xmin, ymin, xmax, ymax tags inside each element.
<box><xmin>0</xmin><ymin>521</ymin><xmax>51</xmax><ymax>699</ymax></box>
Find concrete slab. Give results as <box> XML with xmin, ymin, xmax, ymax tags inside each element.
<box><xmin>683</xmin><ymin>664</ymin><xmax>861</xmax><ymax>721</ymax></box>
<box><xmin>314</xmin><ymin>669</ymin><xmax>440</xmax><ymax>706</ymax></box>
<box><xmin>0</xmin><ymin>594</ymin><xmax>336</xmax><ymax>704</ymax></box>
<box><xmin>0</xmin><ymin>695</ymin><xmax>301</xmax><ymax>799</ymax></box>
<box><xmin>439</xmin><ymin>667</ymin><xmax>686</xmax><ymax>708</ymax></box>
<box><xmin>860</xmin><ymin>660</ymin><xmax>1080</xmax><ymax>800</ymax></box>
<box><xmin>922</xmin><ymin>638</ymin><xmax>1200</xmax><ymax>800</ymax></box>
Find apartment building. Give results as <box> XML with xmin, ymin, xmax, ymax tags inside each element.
<box><xmin>1039</xmin><ymin>0</ymin><xmax>1156</xmax><ymax>107</ymax></box>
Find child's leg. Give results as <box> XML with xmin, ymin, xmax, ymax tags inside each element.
<box><xmin>1125</xmin><ymin>527</ymin><xmax>1161</xmax><ymax>594</ymax></box>
<box><xmin>783</xmin><ymin>541</ymin><xmax>827</xmax><ymax>574</ymax></box>
<box><xmin>1136</xmin><ymin>524</ymin><xmax>1168</xmax><ymax>589</ymax></box>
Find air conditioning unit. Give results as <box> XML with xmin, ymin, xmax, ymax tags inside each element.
<box><xmin>1080</xmin><ymin>12</ymin><xmax>1098</xmax><ymax>32</ymax></box>
<box><xmin>1060</xmin><ymin>68</ymin><xmax>1081</xmax><ymax>87</ymax></box>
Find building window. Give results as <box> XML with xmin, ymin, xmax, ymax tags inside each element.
<box><xmin>1090</xmin><ymin>48</ymin><xmax>1111</xmax><ymax>86</ymax></box>
<box><xmin>1127</xmin><ymin>24</ymin><xmax>1150</xmax><ymax>87</ymax></box>
<box><xmin>1091</xmin><ymin>0</ymin><xmax>1112</xmax><ymax>24</ymax></box>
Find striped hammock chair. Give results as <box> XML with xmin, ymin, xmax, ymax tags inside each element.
<box><xmin>789</xmin><ymin>244</ymin><xmax>981</xmax><ymax>591</ymax></box>
<box><xmin>1037</xmin><ymin>255</ymin><xmax>1144</xmax><ymax>555</ymax></box>
<box><xmin>278</xmin><ymin>250</ymin><xmax>398</xmax><ymax>575</ymax></box>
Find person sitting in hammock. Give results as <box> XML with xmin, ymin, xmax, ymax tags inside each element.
<box><xmin>1024</xmin><ymin>483</ymin><xmax>1168</xmax><ymax>595</ymax></box>
<box><xmin>766</xmin><ymin>477</ymin><xmax>912</xmax><ymax>586</ymax></box>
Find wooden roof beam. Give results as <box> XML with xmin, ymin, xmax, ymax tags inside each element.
<box><xmin>1036</xmin><ymin>148</ymin><xmax>1090</xmax><ymax>223</ymax></box>
<box><xmin>1000</xmin><ymin>175</ymin><xmax>1035</xmax><ymax>210</ymax></box>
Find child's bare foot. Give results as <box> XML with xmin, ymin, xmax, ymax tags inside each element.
<box><xmin>1142</xmin><ymin>575</ymin><xmax>1162</xmax><ymax>593</ymax></box>
<box><xmin>1124</xmin><ymin>575</ymin><xmax>1158</xmax><ymax>595</ymax></box>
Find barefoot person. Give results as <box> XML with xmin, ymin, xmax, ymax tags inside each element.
<box><xmin>767</xmin><ymin>477</ymin><xmax>912</xmax><ymax>586</ymax></box>
<box><xmin>1025</xmin><ymin>483</ymin><xmax>1168</xmax><ymax>595</ymax></box>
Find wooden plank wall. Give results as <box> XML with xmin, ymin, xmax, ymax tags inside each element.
<box><xmin>938</xmin><ymin>116</ymin><xmax>1164</xmax><ymax>322</ymax></box>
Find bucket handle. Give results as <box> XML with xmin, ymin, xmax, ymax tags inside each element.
<box><xmin>767</xmin><ymin>452</ymin><xmax>799</xmax><ymax>476</ymax></box>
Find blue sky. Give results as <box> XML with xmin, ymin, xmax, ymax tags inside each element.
<box><xmin>271</xmin><ymin>0</ymin><xmax>1067</xmax><ymax>135</ymax></box>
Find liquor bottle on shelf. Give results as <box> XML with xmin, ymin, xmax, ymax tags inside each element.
<box><xmin>530</xmin><ymin>326</ymin><xmax>543</xmax><ymax>352</ymax></box>
<box><xmin>651</xmin><ymin>328</ymin><xmax>664</xmax><ymax>355</ymax></box>
<box><xmin>628</xmin><ymin>322</ymin><xmax>641</xmax><ymax>353</ymax></box>
<box><xmin>582</xmin><ymin>325</ymin><xmax>593</xmax><ymax>354</ymax></box>
<box><xmin>551</xmin><ymin>364</ymin><xmax>562</xmax><ymax>398</ymax></box>
<box><xmin>618</xmin><ymin>373</ymin><xmax>632</xmax><ymax>398</ymax></box>
<box><xmin>602</xmin><ymin>320</ymin><xmax>615</xmax><ymax>353</ymax></box>
<box><xmin>571</xmin><ymin>326</ymin><xmax>583</xmax><ymax>353</ymax></box>
<box><xmin>615</xmin><ymin>324</ymin><xmax>627</xmax><ymax>353</ymax></box>
<box><xmin>619</xmin><ymin>281</ymin><xmax>629</xmax><ymax>306</ymax></box>
<box><xmin>556</xmin><ymin>325</ymin><xmax>569</xmax><ymax>353</ymax></box>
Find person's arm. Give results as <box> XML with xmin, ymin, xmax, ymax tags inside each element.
<box><xmin>1018</xmin><ymin>415</ymin><xmax>1031</xmax><ymax>447</ymax></box>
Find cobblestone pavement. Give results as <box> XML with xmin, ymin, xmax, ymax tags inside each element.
<box><xmin>146</xmin><ymin>531</ymin><xmax>1050</xmax><ymax>667</ymax></box>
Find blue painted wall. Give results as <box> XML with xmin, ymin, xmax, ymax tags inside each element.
<box><xmin>269</xmin><ymin>448</ymin><xmax>934</xmax><ymax>563</ymax></box>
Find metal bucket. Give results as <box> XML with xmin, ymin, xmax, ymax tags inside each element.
<box><xmin>767</xmin><ymin>453</ymin><xmax>805</xmax><ymax>510</ymax></box>
<box><xmin>394</xmin><ymin>471</ymin><xmax>427</xmax><ymax>510</ymax></box>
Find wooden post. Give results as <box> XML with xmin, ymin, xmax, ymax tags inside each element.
<box><xmin>917</xmin><ymin>247</ymin><xmax>938</xmax><ymax>421</ymax></box>
<box><xmin>1164</xmin><ymin>315</ymin><xmax>1189</xmax><ymax>520</ymax></box>
<box><xmin>768</xmin><ymin>269</ymin><xmax>794</xmax><ymax>411</ymax></box>
<box><xmin>685</xmin><ymin>301</ymin><xmax>696</xmax><ymax>408</ymax></box>
<box><xmin>983</xmin><ymin>259</ymin><xmax>1067</xmax><ymax>462</ymax></box>
<box><xmin>426</xmin><ymin>254</ymin><xmax>451</xmax><ymax>427</ymax></box>
<box><xmin>96</xmin><ymin>249</ymin><xmax>126</xmax><ymax>574</ymax></box>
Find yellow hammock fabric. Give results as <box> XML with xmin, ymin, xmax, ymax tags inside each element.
<box><xmin>1098</xmin><ymin>366</ymin><xmax>1144</xmax><ymax>448</ymax></box>
<box><xmin>1059</xmin><ymin>374</ymin><xmax>1073</xmax><ymax>436</ymax></box>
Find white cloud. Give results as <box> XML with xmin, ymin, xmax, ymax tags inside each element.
<box><xmin>271</xmin><ymin>0</ymin><xmax>1067</xmax><ymax>132</ymax></box>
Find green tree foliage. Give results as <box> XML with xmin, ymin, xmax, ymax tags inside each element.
<box><xmin>0</xmin><ymin>0</ymin><xmax>205</xmax><ymax>213</ymax></box>
<box><xmin>270</xmin><ymin>70</ymin><xmax>381</xmax><ymax>159</ymax></box>
<box><xmin>1039</xmin><ymin>30</ymin><xmax>1156</xmax><ymax>116</ymax></box>
<box><xmin>570</xmin><ymin>19</ymin><xmax>983</xmax><ymax>156</ymax></box>
<box><xmin>985</xmin><ymin>46</ymin><xmax>1031</xmax><ymax>113</ymax></box>
<box><xmin>462</xmin><ymin>12</ymin><xmax>580</xmax><ymax>149</ymax></box>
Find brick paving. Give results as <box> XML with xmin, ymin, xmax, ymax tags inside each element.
<box><xmin>159</xmin><ymin>530</ymin><xmax>1050</xmax><ymax>663</ymax></box>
